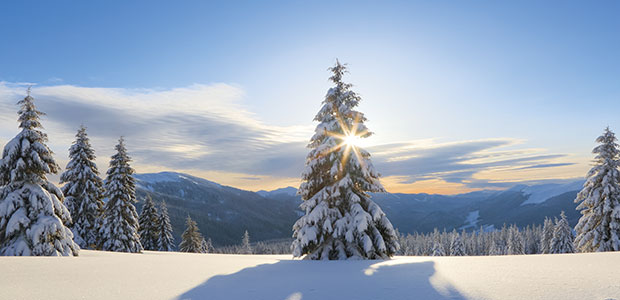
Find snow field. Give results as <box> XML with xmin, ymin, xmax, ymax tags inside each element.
<box><xmin>1</xmin><ymin>250</ymin><xmax>619</xmax><ymax>300</ymax></box>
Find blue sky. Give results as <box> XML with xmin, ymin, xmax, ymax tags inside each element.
<box><xmin>1</xmin><ymin>1</ymin><xmax>619</xmax><ymax>193</ymax></box>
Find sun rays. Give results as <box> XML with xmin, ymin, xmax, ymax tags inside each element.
<box><xmin>323</xmin><ymin>113</ymin><xmax>371</xmax><ymax>173</ymax></box>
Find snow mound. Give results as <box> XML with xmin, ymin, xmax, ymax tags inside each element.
<box><xmin>2</xmin><ymin>250</ymin><xmax>619</xmax><ymax>300</ymax></box>
<box><xmin>510</xmin><ymin>180</ymin><xmax>585</xmax><ymax>206</ymax></box>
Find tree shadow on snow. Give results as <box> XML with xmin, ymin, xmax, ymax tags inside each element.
<box><xmin>176</xmin><ymin>259</ymin><xmax>466</xmax><ymax>300</ymax></box>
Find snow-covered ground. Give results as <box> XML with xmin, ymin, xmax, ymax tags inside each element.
<box><xmin>1</xmin><ymin>250</ymin><xmax>619</xmax><ymax>300</ymax></box>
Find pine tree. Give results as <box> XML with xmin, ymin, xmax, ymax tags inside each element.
<box><xmin>200</xmin><ymin>237</ymin><xmax>210</xmax><ymax>253</ymax></box>
<box><xmin>60</xmin><ymin>125</ymin><xmax>105</xmax><ymax>249</ymax></box>
<box><xmin>204</xmin><ymin>238</ymin><xmax>214</xmax><ymax>253</ymax></box>
<box><xmin>138</xmin><ymin>195</ymin><xmax>160</xmax><ymax>250</ymax></box>
<box><xmin>99</xmin><ymin>138</ymin><xmax>142</xmax><ymax>253</ymax></box>
<box><xmin>157</xmin><ymin>201</ymin><xmax>175</xmax><ymax>251</ymax></box>
<box><xmin>179</xmin><ymin>216</ymin><xmax>206</xmax><ymax>253</ymax></box>
<box><xmin>240</xmin><ymin>230</ymin><xmax>252</xmax><ymax>254</ymax></box>
<box><xmin>489</xmin><ymin>231</ymin><xmax>506</xmax><ymax>256</ymax></box>
<box><xmin>291</xmin><ymin>61</ymin><xmax>399</xmax><ymax>260</ymax></box>
<box><xmin>507</xmin><ymin>225</ymin><xmax>524</xmax><ymax>255</ymax></box>
<box><xmin>449</xmin><ymin>230</ymin><xmax>465</xmax><ymax>256</ymax></box>
<box><xmin>574</xmin><ymin>127</ymin><xmax>620</xmax><ymax>252</ymax></box>
<box><xmin>0</xmin><ymin>91</ymin><xmax>79</xmax><ymax>256</ymax></box>
<box><xmin>540</xmin><ymin>217</ymin><xmax>554</xmax><ymax>254</ymax></box>
<box><xmin>550</xmin><ymin>211</ymin><xmax>575</xmax><ymax>254</ymax></box>
<box><xmin>431</xmin><ymin>240</ymin><xmax>445</xmax><ymax>256</ymax></box>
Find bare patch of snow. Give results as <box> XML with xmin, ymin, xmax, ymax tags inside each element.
<box><xmin>459</xmin><ymin>210</ymin><xmax>480</xmax><ymax>230</ymax></box>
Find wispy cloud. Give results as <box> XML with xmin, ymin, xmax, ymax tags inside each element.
<box><xmin>370</xmin><ymin>139</ymin><xmax>582</xmax><ymax>190</ymax></box>
<box><xmin>0</xmin><ymin>82</ymin><xmax>311</xmax><ymax>179</ymax></box>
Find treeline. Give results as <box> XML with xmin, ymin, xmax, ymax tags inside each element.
<box><xmin>247</xmin><ymin>212</ymin><xmax>575</xmax><ymax>257</ymax></box>
<box><xmin>397</xmin><ymin>212</ymin><xmax>574</xmax><ymax>256</ymax></box>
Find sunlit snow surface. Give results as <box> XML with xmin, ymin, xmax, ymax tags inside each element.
<box><xmin>1</xmin><ymin>250</ymin><xmax>619</xmax><ymax>300</ymax></box>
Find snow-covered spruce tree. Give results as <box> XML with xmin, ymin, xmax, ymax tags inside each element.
<box><xmin>449</xmin><ymin>230</ymin><xmax>465</xmax><ymax>256</ymax></box>
<box><xmin>240</xmin><ymin>230</ymin><xmax>252</xmax><ymax>254</ymax></box>
<box><xmin>200</xmin><ymin>237</ymin><xmax>211</xmax><ymax>253</ymax></box>
<box><xmin>431</xmin><ymin>240</ymin><xmax>445</xmax><ymax>256</ymax></box>
<box><xmin>99</xmin><ymin>138</ymin><xmax>142</xmax><ymax>252</ymax></box>
<box><xmin>179</xmin><ymin>216</ymin><xmax>206</xmax><ymax>253</ymax></box>
<box><xmin>138</xmin><ymin>195</ymin><xmax>160</xmax><ymax>250</ymax></box>
<box><xmin>550</xmin><ymin>211</ymin><xmax>575</xmax><ymax>254</ymax></box>
<box><xmin>540</xmin><ymin>217</ymin><xmax>554</xmax><ymax>254</ymax></box>
<box><xmin>0</xmin><ymin>92</ymin><xmax>79</xmax><ymax>256</ymax></box>
<box><xmin>204</xmin><ymin>238</ymin><xmax>214</xmax><ymax>253</ymax></box>
<box><xmin>292</xmin><ymin>61</ymin><xmax>399</xmax><ymax>260</ymax></box>
<box><xmin>489</xmin><ymin>232</ymin><xmax>506</xmax><ymax>256</ymax></box>
<box><xmin>507</xmin><ymin>225</ymin><xmax>524</xmax><ymax>255</ymax></box>
<box><xmin>157</xmin><ymin>201</ymin><xmax>175</xmax><ymax>251</ymax></box>
<box><xmin>60</xmin><ymin>125</ymin><xmax>105</xmax><ymax>249</ymax></box>
<box><xmin>575</xmin><ymin>127</ymin><xmax>620</xmax><ymax>252</ymax></box>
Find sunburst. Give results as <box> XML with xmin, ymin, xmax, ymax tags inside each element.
<box><xmin>323</xmin><ymin>113</ymin><xmax>369</xmax><ymax>172</ymax></box>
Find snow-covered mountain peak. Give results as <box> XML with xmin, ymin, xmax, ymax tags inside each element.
<box><xmin>257</xmin><ymin>186</ymin><xmax>298</xmax><ymax>197</ymax></box>
<box><xmin>135</xmin><ymin>172</ymin><xmax>222</xmax><ymax>189</ymax></box>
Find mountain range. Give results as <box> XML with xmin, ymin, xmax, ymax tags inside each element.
<box><xmin>134</xmin><ymin>172</ymin><xmax>584</xmax><ymax>247</ymax></box>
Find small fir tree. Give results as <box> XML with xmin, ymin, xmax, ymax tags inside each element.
<box><xmin>540</xmin><ymin>217</ymin><xmax>554</xmax><ymax>254</ymax></box>
<box><xmin>449</xmin><ymin>230</ymin><xmax>465</xmax><ymax>256</ymax></box>
<box><xmin>99</xmin><ymin>137</ymin><xmax>142</xmax><ymax>253</ymax></box>
<box><xmin>157</xmin><ymin>201</ymin><xmax>175</xmax><ymax>251</ymax></box>
<box><xmin>138</xmin><ymin>195</ymin><xmax>160</xmax><ymax>250</ymax></box>
<box><xmin>60</xmin><ymin>125</ymin><xmax>105</xmax><ymax>249</ymax></box>
<box><xmin>574</xmin><ymin>127</ymin><xmax>620</xmax><ymax>252</ymax></box>
<box><xmin>240</xmin><ymin>230</ymin><xmax>252</xmax><ymax>254</ymax></box>
<box><xmin>550</xmin><ymin>211</ymin><xmax>575</xmax><ymax>254</ymax></box>
<box><xmin>431</xmin><ymin>240</ymin><xmax>445</xmax><ymax>256</ymax></box>
<box><xmin>507</xmin><ymin>225</ymin><xmax>524</xmax><ymax>255</ymax></box>
<box><xmin>179</xmin><ymin>216</ymin><xmax>206</xmax><ymax>253</ymax></box>
<box><xmin>0</xmin><ymin>91</ymin><xmax>79</xmax><ymax>256</ymax></box>
<box><xmin>292</xmin><ymin>61</ymin><xmax>399</xmax><ymax>260</ymax></box>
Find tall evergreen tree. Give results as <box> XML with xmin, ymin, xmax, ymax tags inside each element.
<box><xmin>179</xmin><ymin>216</ymin><xmax>206</xmax><ymax>253</ymax></box>
<box><xmin>99</xmin><ymin>137</ymin><xmax>142</xmax><ymax>253</ymax></box>
<box><xmin>138</xmin><ymin>195</ymin><xmax>160</xmax><ymax>250</ymax></box>
<box><xmin>575</xmin><ymin>127</ymin><xmax>620</xmax><ymax>252</ymax></box>
<box><xmin>240</xmin><ymin>230</ymin><xmax>252</xmax><ymax>254</ymax></box>
<box><xmin>292</xmin><ymin>61</ymin><xmax>399</xmax><ymax>260</ymax></box>
<box><xmin>507</xmin><ymin>225</ymin><xmax>524</xmax><ymax>255</ymax></box>
<box><xmin>157</xmin><ymin>201</ymin><xmax>175</xmax><ymax>251</ymax></box>
<box><xmin>449</xmin><ymin>230</ymin><xmax>465</xmax><ymax>256</ymax></box>
<box><xmin>60</xmin><ymin>125</ymin><xmax>105</xmax><ymax>249</ymax></box>
<box><xmin>0</xmin><ymin>91</ymin><xmax>79</xmax><ymax>256</ymax></box>
<box><xmin>431</xmin><ymin>241</ymin><xmax>445</xmax><ymax>256</ymax></box>
<box><xmin>540</xmin><ymin>217</ymin><xmax>554</xmax><ymax>254</ymax></box>
<box><xmin>550</xmin><ymin>211</ymin><xmax>575</xmax><ymax>254</ymax></box>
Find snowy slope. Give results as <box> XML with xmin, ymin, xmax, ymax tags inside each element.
<box><xmin>511</xmin><ymin>180</ymin><xmax>584</xmax><ymax>206</ymax></box>
<box><xmin>257</xmin><ymin>186</ymin><xmax>298</xmax><ymax>198</ymax></box>
<box><xmin>459</xmin><ymin>210</ymin><xmax>480</xmax><ymax>230</ymax></box>
<box><xmin>1</xmin><ymin>250</ymin><xmax>619</xmax><ymax>300</ymax></box>
<box><xmin>135</xmin><ymin>171</ymin><xmax>222</xmax><ymax>190</ymax></box>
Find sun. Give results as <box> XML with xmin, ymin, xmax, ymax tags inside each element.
<box><xmin>343</xmin><ymin>134</ymin><xmax>362</xmax><ymax>148</ymax></box>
